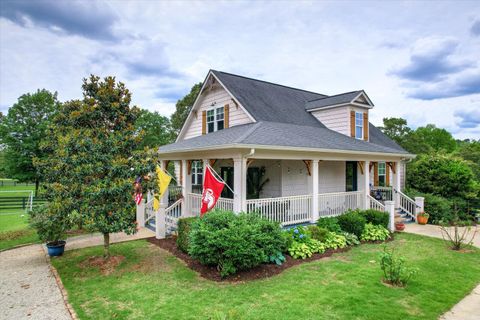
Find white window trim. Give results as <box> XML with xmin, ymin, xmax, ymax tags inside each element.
<box><xmin>355</xmin><ymin>112</ymin><xmax>363</xmax><ymax>140</ymax></box>
<box><xmin>191</xmin><ymin>160</ymin><xmax>203</xmax><ymax>185</ymax></box>
<box><xmin>206</xmin><ymin>106</ymin><xmax>224</xmax><ymax>133</ymax></box>
<box><xmin>378</xmin><ymin>162</ymin><xmax>386</xmax><ymax>186</ymax></box>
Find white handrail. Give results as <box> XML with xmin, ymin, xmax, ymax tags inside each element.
<box><xmin>186</xmin><ymin>193</ymin><xmax>234</xmax><ymax>216</ymax></box>
<box><xmin>318</xmin><ymin>191</ymin><xmax>364</xmax><ymax>217</ymax></box>
<box><xmin>368</xmin><ymin>194</ymin><xmax>385</xmax><ymax>211</ymax></box>
<box><xmin>166</xmin><ymin>198</ymin><xmax>183</xmax><ymax>218</ymax></box>
<box><xmin>246</xmin><ymin>194</ymin><xmax>312</xmax><ymax>226</ymax></box>
<box><xmin>394</xmin><ymin>189</ymin><xmax>418</xmax><ymax>220</ymax></box>
<box><xmin>144</xmin><ymin>199</ymin><xmax>155</xmax><ymax>224</ymax></box>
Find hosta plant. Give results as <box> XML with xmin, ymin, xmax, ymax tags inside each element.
<box><xmin>288</xmin><ymin>241</ymin><xmax>313</xmax><ymax>259</ymax></box>
<box><xmin>323</xmin><ymin>232</ymin><xmax>347</xmax><ymax>250</ymax></box>
<box><xmin>361</xmin><ymin>223</ymin><xmax>390</xmax><ymax>242</ymax></box>
<box><xmin>342</xmin><ymin>232</ymin><xmax>360</xmax><ymax>246</ymax></box>
<box><xmin>306</xmin><ymin>238</ymin><xmax>326</xmax><ymax>254</ymax></box>
<box><xmin>268</xmin><ymin>250</ymin><xmax>286</xmax><ymax>265</ymax></box>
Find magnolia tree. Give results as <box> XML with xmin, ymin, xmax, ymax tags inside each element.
<box><xmin>35</xmin><ymin>76</ymin><xmax>159</xmax><ymax>258</ymax></box>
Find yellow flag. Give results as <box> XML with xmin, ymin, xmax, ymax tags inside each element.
<box><xmin>154</xmin><ymin>166</ymin><xmax>171</xmax><ymax>210</ymax></box>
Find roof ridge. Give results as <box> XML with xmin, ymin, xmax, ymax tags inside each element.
<box><xmin>235</xmin><ymin>121</ymin><xmax>263</xmax><ymax>143</ymax></box>
<box><xmin>306</xmin><ymin>90</ymin><xmax>363</xmax><ymax>103</ymax></box>
<box><xmin>211</xmin><ymin>70</ymin><xmax>327</xmax><ymax>97</ymax></box>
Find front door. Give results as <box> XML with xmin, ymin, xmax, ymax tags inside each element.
<box><xmin>345</xmin><ymin>161</ymin><xmax>358</xmax><ymax>192</ymax></box>
<box><xmin>220</xmin><ymin>167</ymin><xmax>234</xmax><ymax>198</ymax></box>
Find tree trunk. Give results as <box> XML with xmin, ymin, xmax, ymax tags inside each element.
<box><xmin>35</xmin><ymin>179</ymin><xmax>39</xmax><ymax>197</ymax></box>
<box><xmin>103</xmin><ymin>233</ymin><xmax>110</xmax><ymax>259</ymax></box>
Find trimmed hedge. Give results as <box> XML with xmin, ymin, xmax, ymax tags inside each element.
<box><xmin>307</xmin><ymin>225</ymin><xmax>329</xmax><ymax>242</ymax></box>
<box><xmin>337</xmin><ymin>211</ymin><xmax>366</xmax><ymax>237</ymax></box>
<box><xmin>176</xmin><ymin>217</ymin><xmax>198</xmax><ymax>253</ymax></box>
<box><xmin>316</xmin><ymin>216</ymin><xmax>342</xmax><ymax>233</ymax></box>
<box><xmin>360</xmin><ymin>209</ymin><xmax>389</xmax><ymax>228</ymax></box>
<box><xmin>188</xmin><ymin>210</ymin><xmax>285</xmax><ymax>277</ymax></box>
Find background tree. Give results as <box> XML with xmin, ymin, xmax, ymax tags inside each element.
<box><xmin>379</xmin><ymin>117</ymin><xmax>412</xmax><ymax>147</ymax></box>
<box><xmin>170</xmin><ymin>82</ymin><xmax>202</xmax><ymax>136</ymax></box>
<box><xmin>135</xmin><ymin>109</ymin><xmax>174</xmax><ymax>149</ymax></box>
<box><xmin>455</xmin><ymin>140</ymin><xmax>480</xmax><ymax>181</ymax></box>
<box><xmin>0</xmin><ymin>89</ymin><xmax>59</xmax><ymax>195</ymax></box>
<box><xmin>35</xmin><ymin>76</ymin><xmax>160</xmax><ymax>258</ymax></box>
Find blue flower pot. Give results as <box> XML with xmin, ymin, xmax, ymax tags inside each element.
<box><xmin>46</xmin><ymin>240</ymin><xmax>66</xmax><ymax>257</ymax></box>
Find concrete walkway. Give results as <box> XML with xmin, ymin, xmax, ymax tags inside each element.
<box><xmin>404</xmin><ymin>223</ymin><xmax>480</xmax><ymax>320</ymax></box>
<box><xmin>1</xmin><ymin>228</ymin><xmax>155</xmax><ymax>320</ymax></box>
<box><xmin>0</xmin><ymin>244</ymin><xmax>71</xmax><ymax>320</ymax></box>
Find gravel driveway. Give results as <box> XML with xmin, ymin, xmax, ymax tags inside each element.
<box><xmin>0</xmin><ymin>245</ymin><xmax>71</xmax><ymax>320</ymax></box>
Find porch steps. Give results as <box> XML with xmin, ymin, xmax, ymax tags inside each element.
<box><xmin>146</xmin><ymin>217</ymin><xmax>177</xmax><ymax>235</ymax></box>
<box><xmin>395</xmin><ymin>209</ymin><xmax>415</xmax><ymax>224</ymax></box>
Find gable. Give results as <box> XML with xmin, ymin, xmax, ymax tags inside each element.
<box><xmin>180</xmin><ymin>79</ymin><xmax>253</xmax><ymax>141</ymax></box>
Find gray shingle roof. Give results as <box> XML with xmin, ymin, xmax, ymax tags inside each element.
<box><xmin>305</xmin><ymin>91</ymin><xmax>364</xmax><ymax>110</ymax></box>
<box><xmin>212</xmin><ymin>70</ymin><xmax>327</xmax><ymax>127</ymax></box>
<box><xmin>159</xmin><ymin>121</ymin><xmax>410</xmax><ymax>155</ymax></box>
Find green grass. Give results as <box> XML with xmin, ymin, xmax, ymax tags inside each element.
<box><xmin>0</xmin><ymin>184</ymin><xmax>35</xmax><ymax>197</ymax></box>
<box><xmin>52</xmin><ymin>233</ymin><xmax>480</xmax><ymax>320</ymax></box>
<box><xmin>0</xmin><ymin>213</ymin><xmax>39</xmax><ymax>250</ymax></box>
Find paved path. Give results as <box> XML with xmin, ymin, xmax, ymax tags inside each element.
<box><xmin>404</xmin><ymin>223</ymin><xmax>480</xmax><ymax>320</ymax></box>
<box><xmin>0</xmin><ymin>244</ymin><xmax>71</xmax><ymax>320</ymax></box>
<box><xmin>1</xmin><ymin>228</ymin><xmax>155</xmax><ymax>320</ymax></box>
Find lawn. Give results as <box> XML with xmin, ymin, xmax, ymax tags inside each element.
<box><xmin>52</xmin><ymin>233</ymin><xmax>480</xmax><ymax>320</ymax></box>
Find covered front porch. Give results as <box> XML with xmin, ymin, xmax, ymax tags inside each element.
<box><xmin>140</xmin><ymin>148</ymin><xmax>422</xmax><ymax>238</ymax></box>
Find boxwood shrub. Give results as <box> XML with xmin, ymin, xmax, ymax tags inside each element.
<box><xmin>360</xmin><ymin>209</ymin><xmax>389</xmax><ymax>228</ymax></box>
<box><xmin>176</xmin><ymin>217</ymin><xmax>198</xmax><ymax>253</ymax></box>
<box><xmin>337</xmin><ymin>210</ymin><xmax>366</xmax><ymax>237</ymax></box>
<box><xmin>188</xmin><ymin>210</ymin><xmax>285</xmax><ymax>277</ymax></box>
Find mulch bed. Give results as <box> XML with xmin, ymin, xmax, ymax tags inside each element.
<box><xmin>147</xmin><ymin>235</ymin><xmax>394</xmax><ymax>282</ymax></box>
<box><xmin>78</xmin><ymin>255</ymin><xmax>125</xmax><ymax>275</ymax></box>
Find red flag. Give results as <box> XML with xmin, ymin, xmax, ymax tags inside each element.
<box><xmin>134</xmin><ymin>192</ymin><xmax>143</xmax><ymax>205</ymax></box>
<box><xmin>200</xmin><ymin>166</ymin><xmax>225</xmax><ymax>216</ymax></box>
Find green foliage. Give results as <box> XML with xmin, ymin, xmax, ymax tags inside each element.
<box><xmin>379</xmin><ymin>246</ymin><xmax>417</xmax><ymax>287</ymax></box>
<box><xmin>268</xmin><ymin>251</ymin><xmax>286</xmax><ymax>265</ymax></box>
<box><xmin>379</xmin><ymin>117</ymin><xmax>412</xmax><ymax>147</ymax></box>
<box><xmin>323</xmin><ymin>232</ymin><xmax>347</xmax><ymax>250</ymax></box>
<box><xmin>286</xmin><ymin>226</ymin><xmax>309</xmax><ymax>243</ymax></box>
<box><xmin>188</xmin><ymin>210</ymin><xmax>285</xmax><ymax>277</ymax></box>
<box><xmin>337</xmin><ymin>210</ymin><xmax>366</xmax><ymax>237</ymax></box>
<box><xmin>288</xmin><ymin>241</ymin><xmax>313</xmax><ymax>259</ymax></box>
<box><xmin>135</xmin><ymin>109</ymin><xmax>174</xmax><ymax>149</ymax></box>
<box><xmin>176</xmin><ymin>217</ymin><xmax>198</xmax><ymax>253</ymax></box>
<box><xmin>170</xmin><ymin>82</ymin><xmax>202</xmax><ymax>136</ymax></box>
<box><xmin>316</xmin><ymin>216</ymin><xmax>342</xmax><ymax>233</ymax></box>
<box><xmin>361</xmin><ymin>224</ymin><xmax>390</xmax><ymax>242</ymax></box>
<box><xmin>455</xmin><ymin>140</ymin><xmax>480</xmax><ymax>181</ymax></box>
<box><xmin>306</xmin><ymin>238</ymin><xmax>326</xmax><ymax>254</ymax></box>
<box><xmin>34</xmin><ymin>76</ymin><xmax>160</xmax><ymax>258</ymax></box>
<box><xmin>28</xmin><ymin>205</ymin><xmax>72</xmax><ymax>243</ymax></box>
<box><xmin>360</xmin><ymin>209</ymin><xmax>389</xmax><ymax>228</ymax></box>
<box><xmin>407</xmin><ymin>124</ymin><xmax>457</xmax><ymax>154</ymax></box>
<box><xmin>342</xmin><ymin>232</ymin><xmax>360</xmax><ymax>246</ymax></box>
<box><xmin>307</xmin><ymin>225</ymin><xmax>329</xmax><ymax>242</ymax></box>
<box><xmin>407</xmin><ymin>153</ymin><xmax>476</xmax><ymax>199</ymax></box>
<box><xmin>0</xmin><ymin>89</ymin><xmax>59</xmax><ymax>194</ymax></box>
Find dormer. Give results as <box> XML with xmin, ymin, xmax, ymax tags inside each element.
<box><xmin>305</xmin><ymin>90</ymin><xmax>373</xmax><ymax>141</ymax></box>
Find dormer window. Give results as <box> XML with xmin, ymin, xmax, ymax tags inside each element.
<box><xmin>355</xmin><ymin>112</ymin><xmax>363</xmax><ymax>140</ymax></box>
<box><xmin>207</xmin><ymin>107</ymin><xmax>224</xmax><ymax>133</ymax></box>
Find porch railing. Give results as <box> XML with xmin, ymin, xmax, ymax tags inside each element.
<box><xmin>368</xmin><ymin>194</ymin><xmax>385</xmax><ymax>211</ymax></box>
<box><xmin>370</xmin><ymin>186</ymin><xmax>393</xmax><ymax>202</ymax></box>
<box><xmin>186</xmin><ymin>193</ymin><xmax>234</xmax><ymax>216</ymax></box>
<box><xmin>165</xmin><ymin>198</ymin><xmax>183</xmax><ymax>233</ymax></box>
<box><xmin>394</xmin><ymin>189</ymin><xmax>418</xmax><ymax>221</ymax></box>
<box><xmin>246</xmin><ymin>194</ymin><xmax>312</xmax><ymax>226</ymax></box>
<box><xmin>318</xmin><ymin>191</ymin><xmax>364</xmax><ymax>217</ymax></box>
<box><xmin>144</xmin><ymin>199</ymin><xmax>155</xmax><ymax>226</ymax></box>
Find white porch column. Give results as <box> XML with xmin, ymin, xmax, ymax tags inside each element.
<box><xmin>136</xmin><ymin>198</ymin><xmax>145</xmax><ymax>227</ymax></box>
<box><xmin>385</xmin><ymin>200</ymin><xmax>395</xmax><ymax>232</ymax></box>
<box><xmin>181</xmin><ymin>160</ymin><xmax>191</xmax><ymax>217</ymax></box>
<box><xmin>392</xmin><ymin>161</ymin><xmax>401</xmax><ymax>209</ymax></box>
<box><xmin>233</xmin><ymin>158</ymin><xmax>247</xmax><ymax>213</ymax></box>
<box><xmin>363</xmin><ymin>160</ymin><xmax>370</xmax><ymax>209</ymax></box>
<box><xmin>156</xmin><ymin>161</ymin><xmax>168</xmax><ymax>239</ymax></box>
<box><xmin>311</xmin><ymin>160</ymin><xmax>319</xmax><ymax>223</ymax></box>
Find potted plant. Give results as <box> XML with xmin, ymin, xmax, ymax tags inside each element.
<box><xmin>417</xmin><ymin>212</ymin><xmax>429</xmax><ymax>225</ymax></box>
<box><xmin>29</xmin><ymin>205</ymin><xmax>70</xmax><ymax>256</ymax></box>
<box><xmin>395</xmin><ymin>222</ymin><xmax>405</xmax><ymax>231</ymax></box>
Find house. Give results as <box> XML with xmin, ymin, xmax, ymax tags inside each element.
<box><xmin>137</xmin><ymin>70</ymin><xmax>424</xmax><ymax>238</ymax></box>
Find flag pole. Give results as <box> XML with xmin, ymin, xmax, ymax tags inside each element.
<box><xmin>206</xmin><ymin>164</ymin><xmax>236</xmax><ymax>195</ymax></box>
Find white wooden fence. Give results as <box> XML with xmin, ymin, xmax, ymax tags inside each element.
<box><xmin>318</xmin><ymin>191</ymin><xmax>364</xmax><ymax>217</ymax></box>
<box><xmin>246</xmin><ymin>194</ymin><xmax>312</xmax><ymax>226</ymax></box>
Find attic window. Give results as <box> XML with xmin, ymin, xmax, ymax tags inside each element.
<box><xmin>207</xmin><ymin>107</ymin><xmax>224</xmax><ymax>133</ymax></box>
<box><xmin>355</xmin><ymin>112</ymin><xmax>363</xmax><ymax>139</ymax></box>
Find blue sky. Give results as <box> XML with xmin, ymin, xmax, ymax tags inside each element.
<box><xmin>0</xmin><ymin>0</ymin><xmax>479</xmax><ymax>139</ymax></box>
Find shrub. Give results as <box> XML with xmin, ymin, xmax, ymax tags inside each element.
<box><xmin>406</xmin><ymin>190</ymin><xmax>453</xmax><ymax>224</ymax></box>
<box><xmin>176</xmin><ymin>217</ymin><xmax>198</xmax><ymax>253</ymax></box>
<box><xmin>306</xmin><ymin>238</ymin><xmax>326</xmax><ymax>254</ymax></box>
<box><xmin>188</xmin><ymin>210</ymin><xmax>285</xmax><ymax>277</ymax></box>
<box><xmin>323</xmin><ymin>232</ymin><xmax>347</xmax><ymax>250</ymax></box>
<box><xmin>361</xmin><ymin>223</ymin><xmax>390</xmax><ymax>242</ymax></box>
<box><xmin>342</xmin><ymin>232</ymin><xmax>360</xmax><ymax>246</ymax></box>
<box><xmin>337</xmin><ymin>211</ymin><xmax>366</xmax><ymax>237</ymax></box>
<box><xmin>288</xmin><ymin>241</ymin><xmax>313</xmax><ymax>259</ymax></box>
<box><xmin>307</xmin><ymin>225</ymin><xmax>329</xmax><ymax>242</ymax></box>
<box><xmin>379</xmin><ymin>246</ymin><xmax>417</xmax><ymax>287</ymax></box>
<box><xmin>286</xmin><ymin>226</ymin><xmax>309</xmax><ymax>243</ymax></box>
<box><xmin>29</xmin><ymin>205</ymin><xmax>72</xmax><ymax>244</ymax></box>
<box><xmin>360</xmin><ymin>209</ymin><xmax>389</xmax><ymax>228</ymax></box>
<box><xmin>316</xmin><ymin>217</ymin><xmax>342</xmax><ymax>233</ymax></box>
<box><xmin>268</xmin><ymin>251</ymin><xmax>286</xmax><ymax>265</ymax></box>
